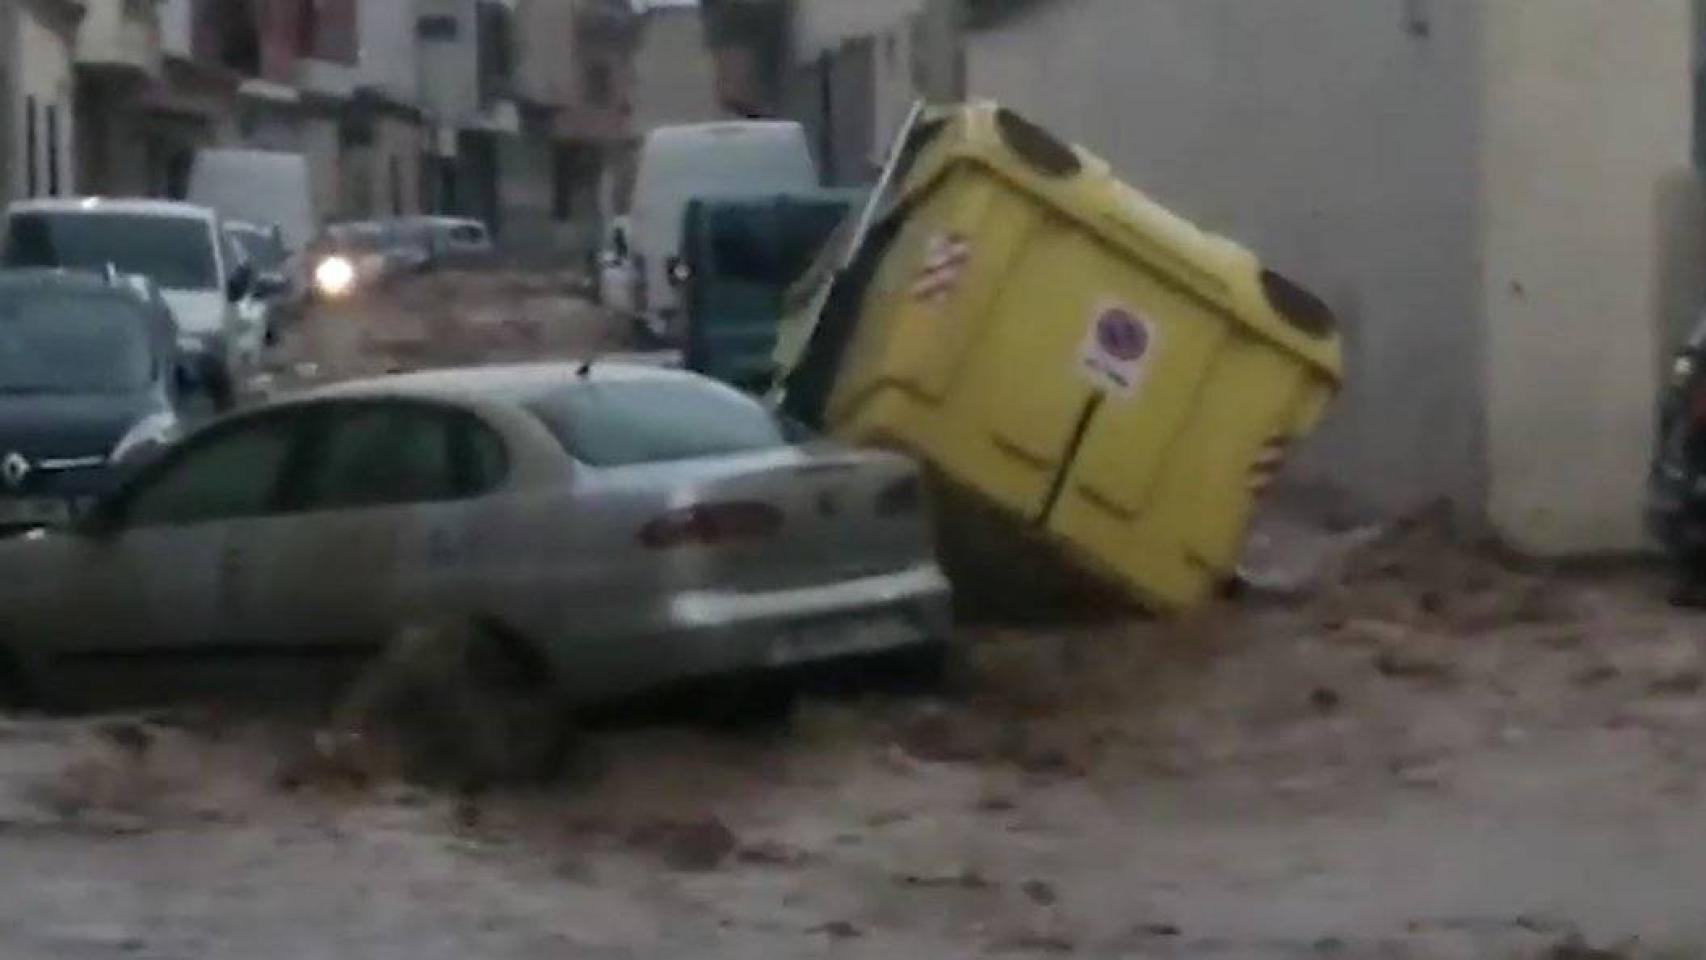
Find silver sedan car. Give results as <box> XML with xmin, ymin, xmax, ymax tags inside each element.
<box><xmin>0</xmin><ymin>362</ymin><xmax>951</xmax><ymax>708</ymax></box>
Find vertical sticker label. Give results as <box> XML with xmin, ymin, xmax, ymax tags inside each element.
<box><xmin>1079</xmin><ymin>302</ymin><xmax>1154</xmax><ymax>396</ymax></box>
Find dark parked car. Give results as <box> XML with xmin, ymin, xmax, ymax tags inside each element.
<box><xmin>0</xmin><ymin>270</ymin><xmax>185</xmax><ymax>534</ymax></box>
<box><xmin>679</xmin><ymin>190</ymin><xmax>863</xmax><ymax>394</ymax></box>
<box><xmin>1650</xmin><ymin>317</ymin><xmax>1706</xmax><ymax>602</ymax></box>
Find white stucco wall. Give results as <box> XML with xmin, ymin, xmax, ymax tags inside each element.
<box><xmin>1480</xmin><ymin>0</ymin><xmax>1699</xmax><ymax>553</ymax></box>
<box><xmin>360</xmin><ymin>0</ymin><xmax>421</xmax><ymax>104</ymax></box>
<box><xmin>158</xmin><ymin>0</ymin><xmax>191</xmax><ymax>59</ymax></box>
<box><xmin>631</xmin><ymin>7</ymin><xmax>724</xmax><ymax>132</ymax></box>
<box><xmin>13</xmin><ymin>7</ymin><xmax>77</xmax><ymax>197</ymax></box>
<box><xmin>416</xmin><ymin>0</ymin><xmax>480</xmax><ymax>124</ymax></box>
<box><xmin>968</xmin><ymin>0</ymin><xmax>1488</xmax><ymax>516</ymax></box>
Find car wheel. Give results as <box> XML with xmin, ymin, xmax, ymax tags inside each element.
<box><xmin>880</xmin><ymin>641</ymin><xmax>954</xmax><ymax>693</ymax></box>
<box><xmin>336</xmin><ymin>619</ymin><xmax>575</xmax><ymax>790</ymax></box>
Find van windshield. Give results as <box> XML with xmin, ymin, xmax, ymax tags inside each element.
<box><xmin>3</xmin><ymin>212</ymin><xmax>218</xmax><ymax>291</ymax></box>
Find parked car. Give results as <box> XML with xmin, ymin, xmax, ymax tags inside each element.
<box><xmin>408</xmin><ymin>216</ymin><xmax>495</xmax><ymax>268</ymax></box>
<box><xmin>0</xmin><ymin>269</ymin><xmax>185</xmax><ymax>536</ymax></box>
<box><xmin>1649</xmin><ymin>315</ymin><xmax>1706</xmax><ymax>603</ymax></box>
<box><xmin>0</xmin><ymin>361</ymin><xmax>951</xmax><ymax>710</ymax></box>
<box><xmin>225</xmin><ymin>220</ymin><xmax>301</xmax><ymax>342</ymax></box>
<box><xmin>0</xmin><ymin>198</ymin><xmax>262</xmax><ymax>410</ymax></box>
<box><xmin>628</xmin><ymin>121</ymin><xmax>819</xmax><ymax>344</ymax></box>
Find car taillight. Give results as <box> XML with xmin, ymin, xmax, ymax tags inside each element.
<box><xmin>875</xmin><ymin>475</ymin><xmax>922</xmax><ymax>517</ymax></box>
<box><xmin>1250</xmin><ymin>438</ymin><xmax>1290</xmax><ymax>495</ymax></box>
<box><xmin>639</xmin><ymin>501</ymin><xmax>784</xmax><ymax>549</ymax></box>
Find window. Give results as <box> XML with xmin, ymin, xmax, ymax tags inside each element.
<box><xmin>229</xmin><ymin>227</ymin><xmax>287</xmax><ymax>270</ymax></box>
<box><xmin>528</xmin><ymin>380</ymin><xmax>785</xmax><ymax>467</ymax></box>
<box><xmin>3</xmin><ymin>213</ymin><xmax>219</xmax><ymax>291</ymax></box>
<box><xmin>298</xmin><ymin>404</ymin><xmax>506</xmax><ymax>510</ymax></box>
<box><xmin>417</xmin><ymin>14</ymin><xmax>459</xmax><ymax>40</ymax></box>
<box><xmin>124</xmin><ymin>417</ymin><xmax>299</xmax><ymax>528</ymax></box>
<box><xmin>301</xmin><ymin>406</ymin><xmax>459</xmax><ymax>510</ymax></box>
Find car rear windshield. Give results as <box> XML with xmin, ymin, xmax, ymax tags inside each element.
<box><xmin>3</xmin><ymin>212</ymin><xmax>217</xmax><ymax>291</ymax></box>
<box><xmin>528</xmin><ymin>379</ymin><xmax>785</xmax><ymax>466</ymax></box>
<box><xmin>0</xmin><ymin>291</ymin><xmax>153</xmax><ymax>394</ymax></box>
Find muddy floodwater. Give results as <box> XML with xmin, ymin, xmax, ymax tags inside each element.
<box><xmin>3</xmin><ymin>276</ymin><xmax>1703</xmax><ymax>959</ymax></box>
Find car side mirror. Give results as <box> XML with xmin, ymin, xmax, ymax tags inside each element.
<box><xmin>226</xmin><ymin>262</ymin><xmax>254</xmax><ymax>302</ymax></box>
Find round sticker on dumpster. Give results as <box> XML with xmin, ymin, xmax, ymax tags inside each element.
<box><xmin>1096</xmin><ymin>308</ymin><xmax>1149</xmax><ymax>362</ymax></box>
<box><xmin>1080</xmin><ymin>303</ymin><xmax>1155</xmax><ymax>396</ymax></box>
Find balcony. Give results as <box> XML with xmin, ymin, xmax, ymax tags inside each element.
<box><xmin>76</xmin><ymin>0</ymin><xmax>163</xmax><ymax>78</ymax></box>
<box><xmin>295</xmin><ymin>56</ymin><xmax>359</xmax><ymax>101</ymax></box>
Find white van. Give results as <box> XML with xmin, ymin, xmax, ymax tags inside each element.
<box><xmin>1</xmin><ymin>198</ymin><xmax>266</xmax><ymax>407</ymax></box>
<box><xmin>188</xmin><ymin>149</ymin><xmax>315</xmax><ymax>253</ymax></box>
<box><xmin>628</xmin><ymin>121</ymin><xmax>818</xmax><ymax>342</ymax></box>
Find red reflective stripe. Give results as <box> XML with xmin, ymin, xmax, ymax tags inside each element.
<box><xmin>912</xmin><ymin>234</ymin><xmax>971</xmax><ymax>302</ymax></box>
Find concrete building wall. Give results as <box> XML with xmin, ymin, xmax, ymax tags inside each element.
<box><xmin>417</xmin><ymin>0</ymin><xmax>481</xmax><ymax>124</ymax></box>
<box><xmin>11</xmin><ymin>5</ymin><xmax>80</xmax><ymax>199</ymax></box>
<box><xmin>630</xmin><ymin>7</ymin><xmax>725</xmax><ymax>132</ymax></box>
<box><xmin>786</xmin><ymin>0</ymin><xmax>958</xmax><ymax>184</ymax></box>
<box><xmin>301</xmin><ymin>115</ymin><xmax>341</xmax><ymax>221</ymax></box>
<box><xmin>357</xmin><ymin>114</ymin><xmax>426</xmax><ymax>218</ymax></box>
<box><xmin>359</xmin><ymin>0</ymin><xmax>420</xmax><ymax>102</ymax></box>
<box><xmin>791</xmin><ymin>0</ymin><xmax>923</xmax><ymax>60</ymax></box>
<box><xmin>514</xmin><ymin>0</ymin><xmax>578</xmax><ymax>110</ymax></box>
<box><xmin>1479</xmin><ymin>0</ymin><xmax>1700</xmax><ymax>553</ymax></box>
<box><xmin>495</xmin><ymin>133</ymin><xmax>555</xmax><ymax>257</ymax></box>
<box><xmin>967</xmin><ymin>0</ymin><xmax>1488</xmax><ymax>517</ymax></box>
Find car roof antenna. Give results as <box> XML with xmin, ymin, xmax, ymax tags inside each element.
<box><xmin>577</xmin><ymin>357</ymin><xmax>595</xmax><ymax>379</ymax></box>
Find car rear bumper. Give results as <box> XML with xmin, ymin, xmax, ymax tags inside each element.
<box><xmin>574</xmin><ymin>563</ymin><xmax>953</xmax><ymax>701</ymax></box>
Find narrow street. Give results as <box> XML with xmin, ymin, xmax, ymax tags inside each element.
<box><xmin>0</xmin><ymin>275</ymin><xmax>1702</xmax><ymax>959</ymax></box>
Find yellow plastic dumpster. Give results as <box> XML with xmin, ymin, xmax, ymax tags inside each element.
<box><xmin>791</xmin><ymin>103</ymin><xmax>1342</xmax><ymax>614</ymax></box>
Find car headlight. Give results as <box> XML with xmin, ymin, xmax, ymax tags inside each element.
<box><xmin>110</xmin><ymin>411</ymin><xmax>182</xmax><ymax>465</ymax></box>
<box><xmin>315</xmin><ymin>256</ymin><xmax>356</xmax><ymax>298</ymax></box>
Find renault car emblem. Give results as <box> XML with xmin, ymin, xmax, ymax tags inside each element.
<box><xmin>1</xmin><ymin>453</ymin><xmax>30</xmax><ymax>490</ymax></box>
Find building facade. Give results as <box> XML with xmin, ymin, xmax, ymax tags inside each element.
<box><xmin>968</xmin><ymin>0</ymin><xmax>1699</xmax><ymax>554</ymax></box>
<box><xmin>3</xmin><ymin>0</ymin><xmax>84</xmax><ymax>203</ymax></box>
<box><xmin>779</xmin><ymin>0</ymin><xmax>961</xmax><ymax>185</ymax></box>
